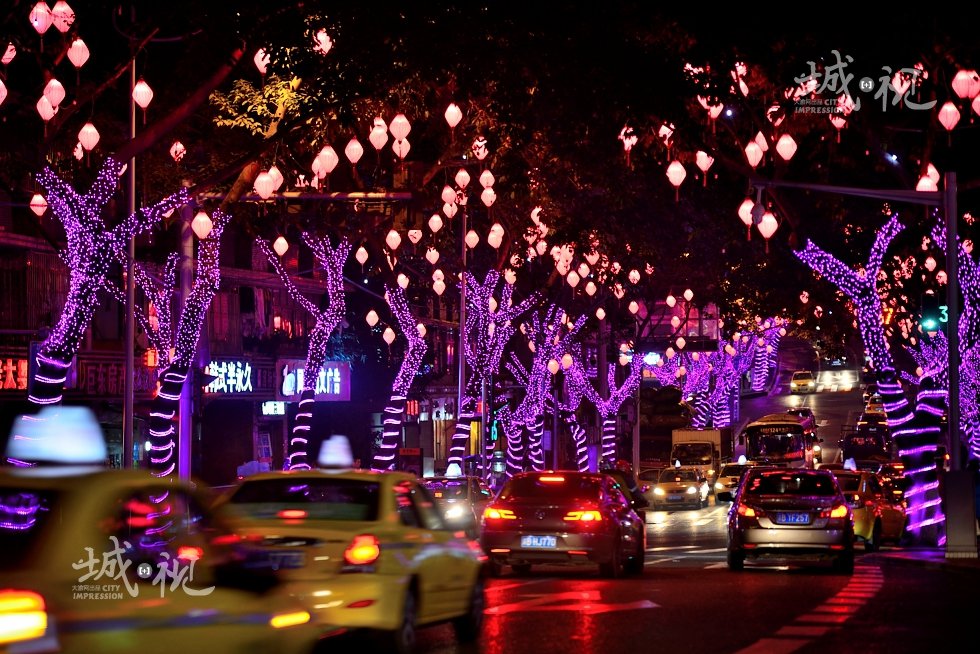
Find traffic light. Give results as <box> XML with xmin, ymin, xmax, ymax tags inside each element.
<box><xmin>920</xmin><ymin>292</ymin><xmax>941</xmax><ymax>332</ymax></box>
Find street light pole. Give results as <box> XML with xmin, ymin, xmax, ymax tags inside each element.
<box><xmin>457</xmin><ymin>207</ymin><xmax>468</xmax><ymax>471</ymax></box>
<box><xmin>122</xmin><ymin>61</ymin><xmax>136</xmax><ymax>469</ymax></box>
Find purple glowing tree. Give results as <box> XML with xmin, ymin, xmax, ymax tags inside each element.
<box><xmin>371</xmin><ymin>284</ymin><xmax>429</xmax><ymax>471</ymax></box>
<box><xmin>107</xmin><ymin>210</ymin><xmax>231</xmax><ymax>479</ymax></box>
<box><xmin>258</xmin><ymin>234</ymin><xmax>351</xmax><ymax>470</ymax></box>
<box><xmin>569</xmin><ymin>352</ymin><xmax>643</xmax><ymax>465</ymax></box>
<box><xmin>794</xmin><ymin>214</ymin><xmax>906</xmax><ymax>372</ymax></box>
<box><xmin>27</xmin><ymin>160</ymin><xmax>190</xmax><ymax>408</ymax></box>
<box><xmin>447</xmin><ymin>271</ymin><xmax>538</xmax><ymax>469</ymax></box>
<box><xmin>750</xmin><ymin>318</ymin><xmax>787</xmax><ymax>392</ymax></box>
<box><xmin>708</xmin><ymin>335</ymin><xmax>756</xmax><ymax>428</ymax></box>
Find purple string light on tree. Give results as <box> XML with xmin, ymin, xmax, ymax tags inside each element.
<box><xmin>27</xmin><ymin>159</ymin><xmax>190</xmax><ymax>408</ymax></box>
<box><xmin>372</xmin><ymin>284</ymin><xmax>428</xmax><ymax>471</ymax></box>
<box><xmin>259</xmin><ymin>234</ymin><xmax>350</xmax><ymax>471</ymax></box>
<box><xmin>568</xmin><ymin>352</ymin><xmax>643</xmax><ymax>465</ymax></box>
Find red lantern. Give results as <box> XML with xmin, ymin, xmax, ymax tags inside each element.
<box><xmin>29</xmin><ymin>2</ymin><xmax>53</xmax><ymax>35</ymax></box>
<box><xmin>775</xmin><ymin>134</ymin><xmax>797</xmax><ymax>161</ymax></box>
<box><xmin>78</xmin><ymin>122</ymin><xmax>100</xmax><ymax>151</ymax></box>
<box><xmin>132</xmin><ymin>79</ymin><xmax>154</xmax><ymax>110</ymax></box>
<box><xmin>951</xmin><ymin>69</ymin><xmax>980</xmax><ymax>100</ymax></box>
<box><xmin>67</xmin><ymin>38</ymin><xmax>88</xmax><ymax>68</ymax></box>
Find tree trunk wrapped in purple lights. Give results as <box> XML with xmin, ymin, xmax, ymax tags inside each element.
<box><xmin>258</xmin><ymin>235</ymin><xmax>350</xmax><ymax>471</ymax></box>
<box><xmin>26</xmin><ymin>160</ymin><xmax>190</xmax><ymax>409</ymax></box>
<box><xmin>794</xmin><ymin>215</ymin><xmax>905</xmax><ymax>372</ymax></box>
<box><xmin>548</xmin><ymin>379</ymin><xmax>590</xmax><ymax>472</ymax></box>
<box><xmin>107</xmin><ymin>210</ymin><xmax>231</xmax><ymax>479</ymax></box>
<box><xmin>750</xmin><ymin>318</ymin><xmax>787</xmax><ymax>392</ymax></box>
<box><xmin>708</xmin><ymin>336</ymin><xmax>756</xmax><ymax>428</ymax></box>
<box><xmin>372</xmin><ymin>284</ymin><xmax>428</xmax><ymax>471</ymax></box>
<box><xmin>569</xmin><ymin>353</ymin><xmax>643</xmax><ymax>465</ymax></box>
<box><xmin>447</xmin><ymin>271</ymin><xmax>538</xmax><ymax>469</ymax></box>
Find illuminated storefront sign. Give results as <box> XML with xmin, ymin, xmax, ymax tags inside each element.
<box><xmin>261</xmin><ymin>401</ymin><xmax>286</xmax><ymax>416</ymax></box>
<box><xmin>275</xmin><ymin>359</ymin><xmax>351</xmax><ymax>402</ymax></box>
<box><xmin>204</xmin><ymin>359</ymin><xmax>254</xmax><ymax>394</ymax></box>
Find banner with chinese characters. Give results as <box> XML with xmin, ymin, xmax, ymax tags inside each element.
<box><xmin>203</xmin><ymin>359</ymin><xmax>255</xmax><ymax>394</ymax></box>
<box><xmin>275</xmin><ymin>359</ymin><xmax>351</xmax><ymax>402</ymax></box>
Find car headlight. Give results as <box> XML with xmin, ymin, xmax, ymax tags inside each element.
<box><xmin>813</xmin><ymin>445</ymin><xmax>821</xmax><ymax>452</ymax></box>
<box><xmin>653</xmin><ymin>487</ymin><xmax>665</xmax><ymax>496</ymax></box>
<box><xmin>444</xmin><ymin>505</ymin><xmax>466</xmax><ymax>520</ymax></box>
<box><xmin>715</xmin><ymin>482</ymin><xmax>724</xmax><ymax>491</ymax></box>
<box><xmin>686</xmin><ymin>486</ymin><xmax>697</xmax><ymax>494</ymax></box>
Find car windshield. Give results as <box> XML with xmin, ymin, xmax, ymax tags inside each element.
<box><xmin>228</xmin><ymin>478</ymin><xmax>380</xmax><ymax>521</ymax></box>
<box><xmin>835</xmin><ymin>475</ymin><xmax>862</xmax><ymax>492</ymax></box>
<box><xmin>718</xmin><ymin>464</ymin><xmax>748</xmax><ymax>478</ymax></box>
<box><xmin>0</xmin><ymin>487</ymin><xmax>59</xmax><ymax>571</ymax></box>
<box><xmin>498</xmin><ymin>475</ymin><xmax>601</xmax><ymax>501</ymax></box>
<box><xmin>421</xmin><ymin>479</ymin><xmax>468</xmax><ymax>500</ymax></box>
<box><xmin>743</xmin><ymin>471</ymin><xmax>837</xmax><ymax>496</ymax></box>
<box><xmin>659</xmin><ymin>469</ymin><xmax>699</xmax><ymax>483</ymax></box>
<box><xmin>793</xmin><ymin>373</ymin><xmax>814</xmax><ymax>381</ymax></box>
<box><xmin>671</xmin><ymin>443</ymin><xmax>713</xmax><ymax>463</ymax></box>
<box><xmin>638</xmin><ymin>470</ymin><xmax>662</xmax><ymax>482</ymax></box>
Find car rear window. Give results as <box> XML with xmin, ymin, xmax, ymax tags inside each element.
<box><xmin>719</xmin><ymin>465</ymin><xmax>748</xmax><ymax>478</ymax></box>
<box><xmin>228</xmin><ymin>478</ymin><xmax>379</xmax><ymax>521</ymax></box>
<box><xmin>498</xmin><ymin>475</ymin><xmax>601</xmax><ymax>501</ymax></box>
<box><xmin>0</xmin><ymin>487</ymin><xmax>60</xmax><ymax>571</ymax></box>
<box><xmin>744</xmin><ymin>471</ymin><xmax>837</xmax><ymax>496</ymax></box>
<box><xmin>421</xmin><ymin>479</ymin><xmax>467</xmax><ymax>499</ymax></box>
<box><xmin>835</xmin><ymin>475</ymin><xmax>861</xmax><ymax>492</ymax></box>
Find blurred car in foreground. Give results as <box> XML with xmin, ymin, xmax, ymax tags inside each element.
<box><xmin>648</xmin><ymin>466</ymin><xmax>709</xmax><ymax>510</ymax></box>
<box><xmin>419</xmin><ymin>473</ymin><xmax>493</xmax><ymax>538</ymax></box>
<box><xmin>216</xmin><ymin>436</ymin><xmax>486</xmax><ymax>654</ymax></box>
<box><xmin>832</xmin><ymin>470</ymin><xmax>907</xmax><ymax>551</ymax></box>
<box><xmin>718</xmin><ymin>467</ymin><xmax>854</xmax><ymax>574</ymax></box>
<box><xmin>713</xmin><ymin>461</ymin><xmax>758</xmax><ymax>499</ymax></box>
<box><xmin>1</xmin><ymin>407</ymin><xmax>320</xmax><ymax>654</ymax></box>
<box><xmin>480</xmin><ymin>471</ymin><xmax>645</xmax><ymax>578</ymax></box>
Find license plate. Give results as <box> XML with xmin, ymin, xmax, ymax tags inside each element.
<box><xmin>776</xmin><ymin>512</ymin><xmax>811</xmax><ymax>525</ymax></box>
<box><xmin>668</xmin><ymin>495</ymin><xmax>683</xmax><ymax>501</ymax></box>
<box><xmin>264</xmin><ymin>550</ymin><xmax>306</xmax><ymax>569</ymax></box>
<box><xmin>521</xmin><ymin>535</ymin><xmax>557</xmax><ymax>549</ymax></box>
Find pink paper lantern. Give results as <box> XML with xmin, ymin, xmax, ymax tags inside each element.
<box><xmin>36</xmin><ymin>96</ymin><xmax>56</xmax><ymax>122</ymax></box>
<box><xmin>344</xmin><ymin>139</ymin><xmax>363</xmax><ymax>165</ymax></box>
<box><xmin>951</xmin><ymin>69</ymin><xmax>980</xmax><ymax>100</ymax></box>
<box><xmin>30</xmin><ymin>193</ymin><xmax>47</xmax><ymax>216</ymax></box>
<box><xmin>254</xmin><ymin>172</ymin><xmax>276</xmax><ymax>199</ymax></box>
<box><xmin>454</xmin><ymin>168</ymin><xmax>470</xmax><ymax>189</ymax></box>
<box><xmin>132</xmin><ymin>79</ymin><xmax>154</xmax><ymax>109</ymax></box>
<box><xmin>2</xmin><ymin>43</ymin><xmax>16</xmax><ymax>65</ymax></box>
<box><xmin>273</xmin><ymin>236</ymin><xmax>289</xmax><ymax>257</ymax></box>
<box><xmin>29</xmin><ymin>2</ymin><xmax>53</xmax><ymax>35</ymax></box>
<box><xmin>170</xmin><ymin>141</ymin><xmax>186</xmax><ymax>162</ymax></box>
<box><xmin>254</xmin><ymin>49</ymin><xmax>270</xmax><ymax>74</ymax></box>
<box><xmin>191</xmin><ymin>211</ymin><xmax>213</xmax><ymax>240</ymax></box>
<box><xmin>43</xmin><ymin>78</ymin><xmax>65</xmax><ymax>108</ymax></box>
<box><xmin>67</xmin><ymin>39</ymin><xmax>88</xmax><ymax>68</ymax></box>
<box><xmin>445</xmin><ymin>103</ymin><xmax>462</xmax><ymax>128</ymax></box>
<box><xmin>51</xmin><ymin>1</ymin><xmax>74</xmax><ymax>33</ymax></box>
<box><xmin>389</xmin><ymin>113</ymin><xmax>411</xmax><ymax>140</ymax></box>
<box><xmin>938</xmin><ymin>101</ymin><xmax>960</xmax><ymax>131</ymax></box>
<box><xmin>392</xmin><ymin>138</ymin><xmax>411</xmax><ymax>159</ymax></box>
<box><xmin>319</xmin><ymin>146</ymin><xmax>339</xmax><ymax>174</ymax></box>
<box><xmin>775</xmin><ymin>134</ymin><xmax>797</xmax><ymax>161</ymax></box>
<box><xmin>479</xmin><ymin>170</ymin><xmax>495</xmax><ymax>188</ymax></box>
<box><xmin>737</xmin><ymin>198</ymin><xmax>755</xmax><ymax>226</ymax></box>
<box><xmin>78</xmin><ymin>122</ymin><xmax>99</xmax><ymax>151</ymax></box>
<box><xmin>744</xmin><ymin>141</ymin><xmax>763</xmax><ymax>168</ymax></box>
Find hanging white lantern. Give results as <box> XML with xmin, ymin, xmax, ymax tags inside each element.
<box><xmin>319</xmin><ymin>146</ymin><xmax>340</xmax><ymax>175</ymax></box>
<box><xmin>132</xmin><ymin>78</ymin><xmax>154</xmax><ymax>109</ymax></box>
<box><xmin>355</xmin><ymin>246</ymin><xmax>369</xmax><ymax>265</ymax></box>
<box><xmin>481</xmin><ymin>187</ymin><xmax>496</xmax><ymax>207</ymax></box>
<box><xmin>43</xmin><ymin>78</ymin><xmax>65</xmax><ymax>108</ymax></box>
<box><xmin>695</xmin><ymin>150</ymin><xmax>714</xmax><ymax>176</ymax></box>
<box><xmin>432</xmin><ymin>269</ymin><xmax>445</xmax><ymax>282</ymax></box>
<box><xmin>445</xmin><ymin>103</ymin><xmax>463</xmax><ymax>128</ymax></box>
<box><xmin>443</xmin><ymin>202</ymin><xmax>457</xmax><ymax>219</ymax></box>
<box><xmin>683</xmin><ymin>289</ymin><xmax>694</xmax><ymax>302</ymax></box>
<box><xmin>170</xmin><ymin>141</ymin><xmax>186</xmax><ymax>162</ymax></box>
<box><xmin>253</xmin><ymin>49</ymin><xmax>270</xmax><ymax>74</ymax></box>
<box><xmin>725</xmin><ymin>344</ymin><xmax>736</xmax><ymax>356</ymax></box>
<box><xmin>744</xmin><ymin>141</ymin><xmax>763</xmax><ymax>168</ymax></box>
<box><xmin>417</xmin><ymin>323</ymin><xmax>427</xmax><ymax>338</ymax></box>
<box><xmin>383</xmin><ymin>327</ymin><xmax>396</xmax><ymax>345</ymax></box>
<box><xmin>433</xmin><ymin>279</ymin><xmax>446</xmax><ymax>295</ymax></box>
<box><xmin>78</xmin><ymin>122</ymin><xmax>100</xmax><ymax>151</ymax></box>
<box><xmin>487</xmin><ymin>232</ymin><xmax>503</xmax><ymax>249</ymax></box>
<box><xmin>665</xmin><ymin>347</ymin><xmax>675</xmax><ymax>360</ymax></box>
<box><xmin>758</xmin><ymin>210</ymin><xmax>779</xmax><ymax>240</ymax></box>
<box><xmin>397</xmin><ymin>273</ymin><xmax>409</xmax><ymax>289</ymax></box>
<box><xmin>536</xmin><ymin>240</ymin><xmax>548</xmax><ymax>256</ymax></box>
<box><xmin>345</xmin><ymin>139</ymin><xmax>363</xmax><ymax>165</ymax></box>
<box><xmin>365</xmin><ymin>310</ymin><xmax>379</xmax><ymax>327</ymax></box>
<box><xmin>666</xmin><ymin>294</ymin><xmax>677</xmax><ymax>307</ymax></box>
<box><xmin>577</xmin><ymin>262</ymin><xmax>590</xmax><ymax>278</ymax></box>
<box><xmin>479</xmin><ymin>170</ymin><xmax>495</xmax><ymax>188</ymax></box>
<box><xmin>455</xmin><ymin>168</ymin><xmax>470</xmax><ymax>189</ymax></box>
<box><xmin>36</xmin><ymin>96</ymin><xmax>56</xmax><ymax>122</ymax></box>
<box><xmin>465</xmin><ymin>230</ymin><xmax>480</xmax><ymax>248</ymax></box>
<box><xmin>666</xmin><ymin>160</ymin><xmax>686</xmax><ymax>188</ymax></box>
<box><xmin>405</xmin><ymin>229</ymin><xmax>421</xmax><ymax>244</ymax></box>
<box><xmin>428</xmin><ymin>214</ymin><xmax>444</xmax><ymax>233</ymax></box>
<box><xmin>369</xmin><ymin>124</ymin><xmax>388</xmax><ymax>151</ymax></box>
<box><xmin>29</xmin><ymin>193</ymin><xmax>47</xmax><ymax>216</ymax></box>
<box><xmin>29</xmin><ymin>2</ymin><xmax>54</xmax><ymax>35</ymax></box>
<box><xmin>385</xmin><ymin>230</ymin><xmax>401</xmax><ymax>250</ymax></box>
<box><xmin>389</xmin><ymin>113</ymin><xmax>411</xmax><ymax>140</ymax></box>
<box><xmin>504</xmin><ymin>269</ymin><xmax>517</xmax><ymax>285</ymax></box>
<box><xmin>560</xmin><ymin>353</ymin><xmax>574</xmax><ymax>370</ymax></box>
<box><xmin>441</xmin><ymin>185</ymin><xmax>457</xmax><ymax>205</ymax></box>
<box><xmin>254</xmin><ymin>172</ymin><xmax>275</xmax><ymax>199</ymax></box>
<box><xmin>676</xmin><ymin>337</ymin><xmax>687</xmax><ymax>350</ymax></box>
<box><xmin>425</xmin><ymin>247</ymin><xmax>440</xmax><ymax>264</ymax></box>
<box><xmin>628</xmin><ymin>269</ymin><xmax>641</xmax><ymax>284</ymax></box>
<box><xmin>392</xmin><ymin>139</ymin><xmax>411</xmax><ymax>159</ymax></box>
<box><xmin>67</xmin><ymin>38</ymin><xmax>88</xmax><ymax>68</ymax></box>
<box><xmin>191</xmin><ymin>211</ymin><xmax>213</xmax><ymax>240</ymax></box>
<box><xmin>547</xmin><ymin>359</ymin><xmax>561</xmax><ymax>375</ymax></box>
<box><xmin>268</xmin><ymin>165</ymin><xmax>284</xmax><ymax>190</ymax></box>
<box><xmin>952</xmin><ymin>69</ymin><xmax>980</xmax><ymax>100</ymax></box>
<box><xmin>566</xmin><ymin>270</ymin><xmax>580</xmax><ymax>287</ymax></box>
<box><xmin>3</xmin><ymin>43</ymin><xmax>17</xmax><ymax>66</ymax></box>
<box><xmin>738</xmin><ymin>198</ymin><xmax>755</xmax><ymax>226</ymax></box>
<box><xmin>273</xmin><ymin>236</ymin><xmax>289</xmax><ymax>257</ymax></box>
<box><xmin>775</xmin><ymin>134</ymin><xmax>797</xmax><ymax>161</ymax></box>
<box><xmin>585</xmin><ymin>281</ymin><xmax>597</xmax><ymax>296</ymax></box>
<box><xmin>676</xmin><ymin>366</ymin><xmax>687</xmax><ymax>378</ymax></box>
<box><xmin>670</xmin><ymin>315</ymin><xmax>681</xmax><ymax>329</ymax></box>
<box><xmin>629</xmin><ymin>301</ymin><xmax>639</xmax><ymax>314</ymax></box>
<box><xmin>595</xmin><ymin>307</ymin><xmax>606</xmax><ymax>320</ymax></box>
<box><xmin>487</xmin><ymin>297</ymin><xmax>498</xmax><ymax>313</ymax></box>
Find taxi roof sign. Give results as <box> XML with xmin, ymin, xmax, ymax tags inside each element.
<box><xmin>318</xmin><ymin>434</ymin><xmax>354</xmax><ymax>469</ymax></box>
<box><xmin>445</xmin><ymin>462</ymin><xmax>463</xmax><ymax>478</ymax></box>
<box><xmin>5</xmin><ymin>406</ymin><xmax>107</xmax><ymax>465</ymax></box>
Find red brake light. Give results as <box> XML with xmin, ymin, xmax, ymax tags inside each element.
<box><xmin>177</xmin><ymin>546</ymin><xmax>203</xmax><ymax>562</ymax></box>
<box><xmin>539</xmin><ymin>476</ymin><xmax>565</xmax><ymax>483</ymax></box>
<box><xmin>829</xmin><ymin>504</ymin><xmax>849</xmax><ymax>519</ymax></box>
<box><xmin>277</xmin><ymin>509</ymin><xmax>307</xmax><ymax>520</ymax></box>
<box><xmin>0</xmin><ymin>590</ymin><xmax>48</xmax><ymax>645</ymax></box>
<box><xmin>737</xmin><ymin>503</ymin><xmax>756</xmax><ymax>518</ymax></box>
<box><xmin>484</xmin><ymin>507</ymin><xmax>516</xmax><ymax>520</ymax></box>
<box><xmin>564</xmin><ymin>510</ymin><xmax>602</xmax><ymax>521</ymax></box>
<box><xmin>344</xmin><ymin>534</ymin><xmax>381</xmax><ymax>566</ymax></box>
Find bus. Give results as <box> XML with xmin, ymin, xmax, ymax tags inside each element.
<box><xmin>739</xmin><ymin>413</ymin><xmax>813</xmax><ymax>468</ymax></box>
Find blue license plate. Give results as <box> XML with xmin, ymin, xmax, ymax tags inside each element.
<box><xmin>777</xmin><ymin>512</ymin><xmax>811</xmax><ymax>525</ymax></box>
<box><xmin>668</xmin><ymin>495</ymin><xmax>683</xmax><ymax>501</ymax></box>
<box><xmin>521</xmin><ymin>535</ymin><xmax>557</xmax><ymax>549</ymax></box>
<box><xmin>264</xmin><ymin>550</ymin><xmax>306</xmax><ymax>569</ymax></box>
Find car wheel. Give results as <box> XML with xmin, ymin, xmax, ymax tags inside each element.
<box><xmin>624</xmin><ymin>539</ymin><xmax>645</xmax><ymax>576</ymax></box>
<box><xmin>865</xmin><ymin>521</ymin><xmax>882</xmax><ymax>552</ymax></box>
<box><xmin>382</xmin><ymin>589</ymin><xmax>417</xmax><ymax>654</ymax></box>
<box><xmin>599</xmin><ymin>537</ymin><xmax>623</xmax><ymax>578</ymax></box>
<box><xmin>452</xmin><ymin>577</ymin><xmax>484</xmax><ymax>642</ymax></box>
<box><xmin>511</xmin><ymin>563</ymin><xmax>532</xmax><ymax>576</ymax></box>
<box><xmin>727</xmin><ymin>549</ymin><xmax>744</xmax><ymax>571</ymax></box>
<box><xmin>835</xmin><ymin>551</ymin><xmax>855</xmax><ymax>575</ymax></box>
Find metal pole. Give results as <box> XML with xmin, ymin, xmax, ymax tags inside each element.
<box><xmin>632</xmin><ymin>321</ymin><xmax>641</xmax><ymax>474</ymax></box>
<box><xmin>553</xmin><ymin>373</ymin><xmax>560</xmax><ymax>470</ymax></box>
<box><xmin>481</xmin><ymin>376</ymin><xmax>488</xmax><ymax>478</ymax></box>
<box><xmin>123</xmin><ymin>62</ymin><xmax>136</xmax><ymax>469</ymax></box>
<box><xmin>178</xmin><ymin>207</ymin><xmax>194</xmax><ymax>480</ymax></box>
<box><xmin>457</xmin><ymin>209</ymin><xmax>467</xmax><ymax>460</ymax></box>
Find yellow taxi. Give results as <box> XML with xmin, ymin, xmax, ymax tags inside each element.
<box><xmin>1</xmin><ymin>406</ymin><xmax>321</xmax><ymax>654</ymax></box>
<box><xmin>214</xmin><ymin>436</ymin><xmax>487</xmax><ymax>654</ymax></box>
<box><xmin>833</xmin><ymin>469</ymin><xmax>908</xmax><ymax>551</ymax></box>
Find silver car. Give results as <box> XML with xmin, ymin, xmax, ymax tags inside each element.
<box><xmin>719</xmin><ymin>467</ymin><xmax>854</xmax><ymax>574</ymax></box>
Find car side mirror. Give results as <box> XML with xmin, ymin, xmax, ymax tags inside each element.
<box><xmin>716</xmin><ymin>491</ymin><xmax>733</xmax><ymax>503</ymax></box>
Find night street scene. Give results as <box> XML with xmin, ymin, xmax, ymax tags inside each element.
<box><xmin>2</xmin><ymin>3</ymin><xmax>980</xmax><ymax>653</ymax></box>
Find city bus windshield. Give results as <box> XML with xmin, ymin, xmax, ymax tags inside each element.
<box><xmin>742</xmin><ymin>420</ymin><xmax>807</xmax><ymax>466</ymax></box>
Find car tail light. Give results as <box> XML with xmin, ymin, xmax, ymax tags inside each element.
<box><xmin>736</xmin><ymin>503</ymin><xmax>757</xmax><ymax>518</ymax></box>
<box><xmin>563</xmin><ymin>510</ymin><xmax>602</xmax><ymax>521</ymax></box>
<box><xmin>278</xmin><ymin>509</ymin><xmax>308</xmax><ymax>520</ymax></box>
<box><xmin>484</xmin><ymin>506</ymin><xmax>516</xmax><ymax>520</ymax></box>
<box><xmin>344</xmin><ymin>534</ymin><xmax>381</xmax><ymax>566</ymax></box>
<box><xmin>176</xmin><ymin>546</ymin><xmax>203</xmax><ymax>562</ymax></box>
<box><xmin>539</xmin><ymin>476</ymin><xmax>565</xmax><ymax>483</ymax></box>
<box><xmin>0</xmin><ymin>590</ymin><xmax>47</xmax><ymax>645</ymax></box>
<box><xmin>828</xmin><ymin>504</ymin><xmax>849</xmax><ymax>519</ymax></box>
<box><xmin>269</xmin><ymin>610</ymin><xmax>311</xmax><ymax>629</ymax></box>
